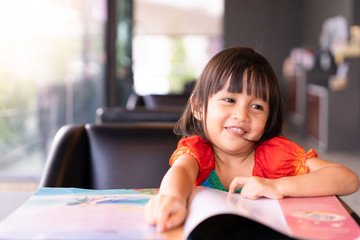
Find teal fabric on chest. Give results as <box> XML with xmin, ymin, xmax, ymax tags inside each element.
<box><xmin>200</xmin><ymin>170</ymin><xmax>242</xmax><ymax>194</ymax></box>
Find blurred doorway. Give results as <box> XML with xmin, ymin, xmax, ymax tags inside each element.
<box><xmin>132</xmin><ymin>0</ymin><xmax>224</xmax><ymax>95</ymax></box>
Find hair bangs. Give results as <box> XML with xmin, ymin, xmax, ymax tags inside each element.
<box><xmin>208</xmin><ymin>62</ymin><xmax>233</xmax><ymax>96</ymax></box>
<box><xmin>227</xmin><ymin>66</ymin><xmax>269</xmax><ymax>102</ymax></box>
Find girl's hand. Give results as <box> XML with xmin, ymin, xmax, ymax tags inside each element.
<box><xmin>228</xmin><ymin>176</ymin><xmax>284</xmax><ymax>199</ymax></box>
<box><xmin>144</xmin><ymin>194</ymin><xmax>187</xmax><ymax>233</ymax></box>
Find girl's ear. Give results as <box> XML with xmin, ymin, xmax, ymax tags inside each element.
<box><xmin>191</xmin><ymin>95</ymin><xmax>202</xmax><ymax>121</ymax></box>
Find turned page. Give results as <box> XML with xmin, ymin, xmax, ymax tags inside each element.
<box><xmin>183</xmin><ymin>186</ymin><xmax>291</xmax><ymax>238</ymax></box>
<box><xmin>183</xmin><ymin>187</ymin><xmax>360</xmax><ymax>240</ymax></box>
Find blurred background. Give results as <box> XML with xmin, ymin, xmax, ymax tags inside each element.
<box><xmin>0</xmin><ymin>0</ymin><xmax>359</xmax><ymax>209</ymax></box>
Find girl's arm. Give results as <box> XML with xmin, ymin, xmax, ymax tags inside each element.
<box><xmin>144</xmin><ymin>154</ymin><xmax>199</xmax><ymax>232</ymax></box>
<box><xmin>278</xmin><ymin>158</ymin><xmax>359</xmax><ymax>197</ymax></box>
<box><xmin>229</xmin><ymin>158</ymin><xmax>360</xmax><ymax>199</ymax></box>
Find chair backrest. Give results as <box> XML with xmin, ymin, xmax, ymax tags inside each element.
<box><xmin>96</xmin><ymin>107</ymin><xmax>183</xmax><ymax>124</ymax></box>
<box><xmin>39</xmin><ymin>125</ymin><xmax>91</xmax><ymax>189</ymax></box>
<box><xmin>39</xmin><ymin>123</ymin><xmax>180</xmax><ymax>189</ymax></box>
<box><xmin>142</xmin><ymin>94</ymin><xmax>189</xmax><ymax>109</ymax></box>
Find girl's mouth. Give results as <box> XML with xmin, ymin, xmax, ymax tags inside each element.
<box><xmin>226</xmin><ymin>127</ymin><xmax>247</xmax><ymax>135</ymax></box>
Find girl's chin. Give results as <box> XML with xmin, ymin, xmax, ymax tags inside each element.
<box><xmin>216</xmin><ymin>139</ymin><xmax>256</xmax><ymax>150</ymax></box>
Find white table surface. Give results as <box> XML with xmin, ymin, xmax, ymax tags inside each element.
<box><xmin>0</xmin><ymin>191</ymin><xmax>34</xmax><ymax>222</ymax></box>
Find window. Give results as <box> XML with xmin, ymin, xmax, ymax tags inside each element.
<box><xmin>0</xmin><ymin>0</ymin><xmax>106</xmax><ymax>181</ymax></box>
<box><xmin>0</xmin><ymin>0</ymin><xmax>223</xmax><ymax>183</ymax></box>
<box><xmin>133</xmin><ymin>0</ymin><xmax>224</xmax><ymax>95</ymax></box>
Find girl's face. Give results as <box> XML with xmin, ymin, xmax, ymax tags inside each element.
<box><xmin>203</xmin><ymin>80</ymin><xmax>269</xmax><ymax>156</ymax></box>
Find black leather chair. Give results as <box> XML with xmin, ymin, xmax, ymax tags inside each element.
<box><xmin>96</xmin><ymin>107</ymin><xmax>183</xmax><ymax>124</ymax></box>
<box><xmin>39</xmin><ymin>123</ymin><xmax>179</xmax><ymax>189</ymax></box>
<box><xmin>142</xmin><ymin>94</ymin><xmax>189</xmax><ymax>109</ymax></box>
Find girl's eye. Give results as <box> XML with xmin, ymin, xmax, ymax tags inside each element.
<box><xmin>223</xmin><ymin>98</ymin><xmax>235</xmax><ymax>103</ymax></box>
<box><xmin>251</xmin><ymin>104</ymin><xmax>264</xmax><ymax>110</ymax></box>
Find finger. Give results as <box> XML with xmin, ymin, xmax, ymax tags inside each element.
<box><xmin>144</xmin><ymin>198</ymin><xmax>156</xmax><ymax>225</ymax></box>
<box><xmin>165</xmin><ymin>203</ymin><xmax>186</xmax><ymax>230</ymax></box>
<box><xmin>240</xmin><ymin>187</ymin><xmax>260</xmax><ymax>200</ymax></box>
<box><xmin>243</xmin><ymin>193</ymin><xmax>260</xmax><ymax>200</ymax></box>
<box><xmin>156</xmin><ymin>199</ymin><xmax>172</xmax><ymax>233</ymax></box>
<box><xmin>228</xmin><ymin>178</ymin><xmax>239</xmax><ymax>194</ymax></box>
<box><xmin>240</xmin><ymin>178</ymin><xmax>263</xmax><ymax>200</ymax></box>
<box><xmin>228</xmin><ymin>177</ymin><xmax>249</xmax><ymax>194</ymax></box>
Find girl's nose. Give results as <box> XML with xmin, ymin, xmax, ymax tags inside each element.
<box><xmin>231</xmin><ymin>107</ymin><xmax>250</xmax><ymax>122</ymax></box>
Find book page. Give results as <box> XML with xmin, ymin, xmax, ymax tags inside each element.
<box><xmin>183</xmin><ymin>186</ymin><xmax>291</xmax><ymax>238</ymax></box>
<box><xmin>279</xmin><ymin>196</ymin><xmax>360</xmax><ymax>240</ymax></box>
<box><xmin>0</xmin><ymin>188</ymin><xmax>167</xmax><ymax>240</ymax></box>
<box><xmin>184</xmin><ymin>187</ymin><xmax>360</xmax><ymax>240</ymax></box>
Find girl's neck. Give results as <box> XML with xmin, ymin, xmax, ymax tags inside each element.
<box><xmin>213</xmin><ymin>147</ymin><xmax>255</xmax><ymax>167</ymax></box>
<box><xmin>214</xmin><ymin>149</ymin><xmax>255</xmax><ymax>189</ymax></box>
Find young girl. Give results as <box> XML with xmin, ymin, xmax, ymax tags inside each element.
<box><xmin>144</xmin><ymin>47</ymin><xmax>359</xmax><ymax>233</ymax></box>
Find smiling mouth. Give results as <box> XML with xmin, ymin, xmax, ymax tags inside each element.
<box><xmin>226</xmin><ymin>127</ymin><xmax>247</xmax><ymax>135</ymax></box>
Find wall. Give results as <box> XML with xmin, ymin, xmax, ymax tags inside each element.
<box><xmin>224</xmin><ymin>0</ymin><xmax>304</xmax><ymax>92</ymax></box>
<box><xmin>302</xmin><ymin>0</ymin><xmax>353</xmax><ymax>48</ymax></box>
<box><xmin>354</xmin><ymin>0</ymin><xmax>360</xmax><ymax>25</ymax></box>
<box><xmin>224</xmin><ymin>0</ymin><xmax>355</xmax><ymax>93</ymax></box>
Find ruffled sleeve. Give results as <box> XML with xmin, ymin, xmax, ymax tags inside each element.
<box><xmin>253</xmin><ymin>136</ymin><xmax>317</xmax><ymax>179</ymax></box>
<box><xmin>169</xmin><ymin>135</ymin><xmax>215</xmax><ymax>186</ymax></box>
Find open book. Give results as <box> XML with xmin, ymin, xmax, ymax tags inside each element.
<box><xmin>0</xmin><ymin>187</ymin><xmax>358</xmax><ymax>239</ymax></box>
<box><xmin>184</xmin><ymin>186</ymin><xmax>360</xmax><ymax>240</ymax></box>
<box><xmin>0</xmin><ymin>188</ymin><xmax>162</xmax><ymax>239</ymax></box>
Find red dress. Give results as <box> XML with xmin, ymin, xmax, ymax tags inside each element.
<box><xmin>169</xmin><ymin>135</ymin><xmax>317</xmax><ymax>186</ymax></box>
